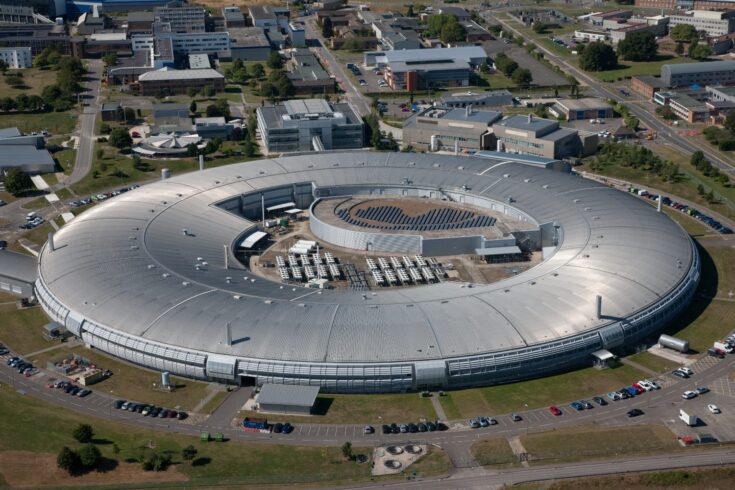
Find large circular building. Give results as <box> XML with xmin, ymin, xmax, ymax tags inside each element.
<box><xmin>36</xmin><ymin>152</ymin><xmax>699</xmax><ymax>393</ymax></box>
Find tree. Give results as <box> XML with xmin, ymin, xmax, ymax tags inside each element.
<box><xmin>532</xmin><ymin>21</ymin><xmax>547</xmax><ymax>34</ymax></box>
<box><xmin>4</xmin><ymin>168</ymin><xmax>32</xmax><ymax>195</ymax></box>
<box><xmin>691</xmin><ymin>150</ymin><xmax>706</xmax><ymax>167</ymax></box>
<box><xmin>73</xmin><ymin>423</ymin><xmax>94</xmax><ymax>443</ymax></box>
<box><xmin>243</xmin><ymin>138</ymin><xmax>256</xmax><ymax>157</ymax></box>
<box><xmin>689</xmin><ymin>41</ymin><xmax>711</xmax><ymax>61</ymax></box>
<box><xmin>440</xmin><ymin>20</ymin><xmax>466</xmax><ymax>44</ymax></box>
<box><xmin>124</xmin><ymin>107</ymin><xmax>136</xmax><ymax>123</ymax></box>
<box><xmin>79</xmin><ymin>444</ymin><xmax>102</xmax><ymax>469</ymax></box>
<box><xmin>493</xmin><ymin>53</ymin><xmax>519</xmax><ymax>77</ymax></box>
<box><xmin>57</xmin><ymin>447</ymin><xmax>81</xmax><ymax>475</ymax></box>
<box><xmin>675</xmin><ymin>42</ymin><xmax>684</xmax><ymax>56</ymax></box>
<box><xmin>203</xmin><ymin>85</ymin><xmax>216</xmax><ymax>98</ymax></box>
<box><xmin>249</xmin><ymin>63</ymin><xmax>265</xmax><ymax>79</ymax></box>
<box><xmin>670</xmin><ymin>23</ymin><xmax>698</xmax><ymax>43</ymax></box>
<box><xmin>96</xmin><ymin>148</ymin><xmax>104</xmax><ymax>160</ymax></box>
<box><xmin>267</xmin><ymin>52</ymin><xmax>283</xmax><ymax>70</ymax></box>
<box><xmin>142</xmin><ymin>452</ymin><xmax>171</xmax><ymax>472</ymax></box>
<box><xmin>190</xmin><ymin>100</ymin><xmax>197</xmax><ymax>115</ymax></box>
<box><xmin>108</xmin><ymin>128</ymin><xmax>132</xmax><ymax>149</ymax></box>
<box><xmin>725</xmin><ymin>112</ymin><xmax>735</xmax><ymax>134</ymax></box>
<box><xmin>0</xmin><ymin>59</ymin><xmax>7</xmax><ymax>73</ymax></box>
<box><xmin>624</xmin><ymin>115</ymin><xmax>639</xmax><ymax>130</ymax></box>
<box><xmin>102</xmin><ymin>53</ymin><xmax>117</xmax><ymax>68</ymax></box>
<box><xmin>579</xmin><ymin>41</ymin><xmax>617</xmax><ymax>71</ymax></box>
<box><xmin>187</xmin><ymin>87</ymin><xmax>199</xmax><ymax>98</ymax></box>
<box><xmin>182</xmin><ymin>445</ymin><xmax>198</xmax><ymax>464</ymax></box>
<box><xmin>512</xmin><ymin>68</ymin><xmax>532</xmax><ymax>88</ymax></box>
<box><xmin>618</xmin><ymin>31</ymin><xmax>657</xmax><ymax>61</ymax></box>
<box><xmin>341</xmin><ymin>441</ymin><xmax>353</xmax><ymax>460</ymax></box>
<box><xmin>322</xmin><ymin>16</ymin><xmax>334</xmax><ymax>38</ymax></box>
<box><xmin>406</xmin><ymin>5</ymin><xmax>415</xmax><ymax>17</ymax></box>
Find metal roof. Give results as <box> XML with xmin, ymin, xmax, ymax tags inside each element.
<box><xmin>0</xmin><ymin>145</ymin><xmax>55</xmax><ymax>168</ymax></box>
<box><xmin>283</xmin><ymin>99</ymin><xmax>332</xmax><ymax>116</ymax></box>
<box><xmin>662</xmin><ymin>60</ymin><xmax>735</xmax><ymax>76</ymax></box>
<box><xmin>139</xmin><ymin>68</ymin><xmax>224</xmax><ymax>81</ymax></box>
<box><xmin>0</xmin><ymin>250</ymin><xmax>38</xmax><ymax>283</ymax></box>
<box><xmin>258</xmin><ymin>384</ymin><xmax>319</xmax><ymax>408</ymax></box>
<box><xmin>383</xmin><ymin>46</ymin><xmax>487</xmax><ymax>63</ymax></box>
<box><xmin>37</xmin><ymin>152</ymin><xmax>693</xmax><ymax>365</ymax></box>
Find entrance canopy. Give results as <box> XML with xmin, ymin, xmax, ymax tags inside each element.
<box><xmin>266</xmin><ymin>202</ymin><xmax>295</xmax><ymax>212</ymax></box>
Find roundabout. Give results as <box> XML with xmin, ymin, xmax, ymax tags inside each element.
<box><xmin>35</xmin><ymin>151</ymin><xmax>699</xmax><ymax>393</ymax></box>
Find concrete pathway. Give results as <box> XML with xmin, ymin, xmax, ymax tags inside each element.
<box><xmin>431</xmin><ymin>394</ymin><xmax>447</xmax><ymax>421</ymax></box>
<box><xmin>192</xmin><ymin>382</ymin><xmax>227</xmax><ymax>413</ymax></box>
<box><xmin>507</xmin><ymin>435</ymin><xmax>530</xmax><ymax>468</ymax></box>
<box><xmin>24</xmin><ymin>338</ymin><xmax>81</xmax><ymax>358</ymax></box>
<box><xmin>204</xmin><ymin>386</ymin><xmax>253</xmax><ymax>428</ymax></box>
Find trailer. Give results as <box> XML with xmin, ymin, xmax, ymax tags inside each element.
<box><xmin>679</xmin><ymin>409</ymin><xmax>698</xmax><ymax>426</ymax></box>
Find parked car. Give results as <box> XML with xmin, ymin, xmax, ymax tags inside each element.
<box><xmin>469</xmin><ymin>418</ymin><xmax>481</xmax><ymax>428</ymax></box>
<box><xmin>282</xmin><ymin>422</ymin><xmax>293</xmax><ymax>434</ymax></box>
<box><xmin>679</xmin><ymin>367</ymin><xmax>694</xmax><ymax>375</ymax></box>
<box><xmin>114</xmin><ymin>400</ymin><xmax>126</xmax><ymax>409</ymax></box>
<box><xmin>549</xmin><ymin>405</ymin><xmax>562</xmax><ymax>416</ymax></box>
<box><xmin>696</xmin><ymin>386</ymin><xmax>709</xmax><ymax>395</ymax></box>
<box><xmin>672</xmin><ymin>369</ymin><xmax>689</xmax><ymax>378</ymax></box>
<box><xmin>511</xmin><ymin>413</ymin><xmax>522</xmax><ymax>421</ymax></box>
<box><xmin>708</xmin><ymin>404</ymin><xmax>720</xmax><ymax>414</ymax></box>
<box><xmin>570</xmin><ymin>401</ymin><xmax>584</xmax><ymax>411</ymax></box>
<box><xmin>593</xmin><ymin>396</ymin><xmax>608</xmax><ymax>406</ymax></box>
<box><xmin>580</xmin><ymin>400</ymin><xmax>593</xmax><ymax>409</ymax></box>
<box><xmin>363</xmin><ymin>425</ymin><xmax>374</xmax><ymax>435</ymax></box>
<box><xmin>682</xmin><ymin>390</ymin><xmax>698</xmax><ymax>399</ymax></box>
<box><xmin>478</xmin><ymin>417</ymin><xmax>489</xmax><ymax>427</ymax></box>
<box><xmin>382</xmin><ymin>424</ymin><xmax>391</xmax><ymax>434</ymax></box>
<box><xmin>627</xmin><ymin>408</ymin><xmax>644</xmax><ymax>417</ymax></box>
<box><xmin>273</xmin><ymin>423</ymin><xmax>283</xmax><ymax>433</ymax></box>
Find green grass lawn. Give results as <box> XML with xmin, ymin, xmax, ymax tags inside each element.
<box><xmin>520</xmin><ymin>425</ymin><xmax>680</xmax><ymax>464</ymax></box>
<box><xmin>71</xmin><ymin>142</ymin><xmax>261</xmax><ymax>196</ymax></box>
<box><xmin>240</xmin><ymin>393</ymin><xmax>436</xmax><ymax>425</ymax></box>
<box><xmin>664</xmin><ymin>300</ymin><xmax>735</xmax><ymax>353</ymax></box>
<box><xmin>626</xmin><ymin>351</ymin><xmax>679</xmax><ymax>374</ymax></box>
<box><xmin>440</xmin><ymin>364</ymin><xmax>646</xmax><ymax>419</ymax></box>
<box><xmin>484</xmin><ymin>71</ymin><xmax>517</xmax><ymax>89</ymax></box>
<box><xmin>662</xmin><ymin>207</ymin><xmax>712</xmax><ymax>236</ymax></box>
<box><xmin>532</xmin><ymin>466</ymin><xmax>735</xmax><ymax>489</ymax></box>
<box><xmin>0</xmin><ymin>67</ymin><xmax>58</xmax><ymax>97</ymax></box>
<box><xmin>21</xmin><ymin>221</ymin><xmax>53</xmax><ymax>246</ymax></box>
<box><xmin>587</xmin><ymin>56</ymin><xmax>695</xmax><ymax>82</ymax></box>
<box><xmin>471</xmin><ymin>438</ymin><xmax>519</xmax><ymax>467</ymax></box>
<box><xmin>32</xmin><ymin>346</ymin><xmax>212</xmax><ymax>411</ymax></box>
<box><xmin>0</xmin><ymin>380</ymin><xmax>450</xmax><ymax>487</ymax></box>
<box><xmin>197</xmin><ymin>390</ymin><xmax>230</xmax><ymax>415</ymax></box>
<box><xmin>0</xmin><ymin>306</ymin><xmax>55</xmax><ymax>355</ymax></box>
<box><xmin>21</xmin><ymin>196</ymin><xmax>48</xmax><ymax>210</ymax></box>
<box><xmin>52</xmin><ymin>147</ymin><xmax>77</xmax><ymax>175</ymax></box>
<box><xmin>0</xmin><ymin>111</ymin><xmax>77</xmax><ymax>135</ymax></box>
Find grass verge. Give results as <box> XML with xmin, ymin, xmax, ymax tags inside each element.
<box><xmin>0</xmin><ymin>111</ymin><xmax>77</xmax><ymax>135</ymax></box>
<box><xmin>0</xmin><ymin>306</ymin><xmax>55</xmax><ymax>355</ymax></box>
<box><xmin>521</xmin><ymin>424</ymin><xmax>679</xmax><ymax>464</ymax></box>
<box><xmin>626</xmin><ymin>352</ymin><xmax>679</xmax><ymax>374</ymax></box>
<box><xmin>471</xmin><ymin>438</ymin><xmax>519</xmax><ymax>467</ymax></box>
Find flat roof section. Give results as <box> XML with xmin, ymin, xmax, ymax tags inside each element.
<box><xmin>258</xmin><ymin>384</ymin><xmax>319</xmax><ymax>408</ymax></box>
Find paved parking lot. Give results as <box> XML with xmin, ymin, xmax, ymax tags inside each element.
<box><xmin>482</xmin><ymin>40</ymin><xmax>569</xmax><ymax>87</ymax></box>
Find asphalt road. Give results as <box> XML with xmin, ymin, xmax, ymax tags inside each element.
<box><xmin>493</xmin><ymin>15</ymin><xmax>735</xmax><ymax>177</ymax></box>
<box><xmin>302</xmin><ymin>16</ymin><xmax>371</xmax><ymax>117</ymax></box>
<box><xmin>68</xmin><ymin>59</ymin><xmax>103</xmax><ymax>188</ymax></box>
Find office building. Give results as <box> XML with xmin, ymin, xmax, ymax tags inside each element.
<box><xmin>403</xmin><ymin>106</ymin><xmax>503</xmax><ymax>151</ymax></box>
<box><xmin>194</xmin><ymin>117</ymin><xmax>236</xmax><ymax>139</ymax></box>
<box><xmin>667</xmin><ymin>93</ymin><xmax>710</xmax><ymax>122</ymax></box>
<box><xmin>256</xmin><ymin>99</ymin><xmax>364</xmax><ymax>153</ymax></box>
<box><xmin>669</xmin><ymin>10</ymin><xmax>735</xmax><ymax>38</ymax></box>
<box><xmin>154</xmin><ymin>5</ymin><xmax>206</xmax><ymax>33</ymax></box>
<box><xmin>228</xmin><ymin>27</ymin><xmax>271</xmax><ymax>61</ymax></box>
<box><xmin>137</xmin><ymin>67</ymin><xmax>225</xmax><ymax>96</ymax></box>
<box><xmin>127</xmin><ymin>11</ymin><xmax>154</xmax><ymax>34</ymax></box>
<box><xmin>288</xmin><ymin>22</ymin><xmax>306</xmax><ymax>47</ymax></box>
<box><xmin>0</xmin><ymin>46</ymin><xmax>31</xmax><ymax>68</ymax></box>
<box><xmin>548</xmin><ymin>98</ymin><xmax>614</xmax><ymax>121</ymax></box>
<box><xmin>662</xmin><ymin>60</ymin><xmax>735</xmax><ymax>87</ymax></box>
<box><xmin>492</xmin><ymin>115</ymin><xmax>598</xmax><ymax>159</ymax></box>
<box><xmin>222</xmin><ymin>6</ymin><xmax>246</xmax><ymax>28</ymax></box>
<box><xmin>0</xmin><ymin>24</ymin><xmax>71</xmax><ymax>56</ymax></box>
<box><xmin>439</xmin><ymin>90</ymin><xmax>514</xmax><ymax>108</ymax></box>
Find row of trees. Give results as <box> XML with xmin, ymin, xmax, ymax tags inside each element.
<box><xmin>691</xmin><ymin>150</ymin><xmax>730</xmax><ymax>185</ymax></box>
<box><xmin>493</xmin><ymin>53</ymin><xmax>533</xmax><ymax>88</ymax></box>
<box><xmin>425</xmin><ymin>13</ymin><xmax>467</xmax><ymax>44</ymax></box>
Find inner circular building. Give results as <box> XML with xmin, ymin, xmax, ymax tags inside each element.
<box><xmin>35</xmin><ymin>151</ymin><xmax>699</xmax><ymax>393</ymax></box>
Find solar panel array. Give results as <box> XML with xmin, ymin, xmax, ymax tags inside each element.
<box><xmin>276</xmin><ymin>254</ymin><xmax>342</xmax><ymax>282</ymax></box>
<box><xmin>338</xmin><ymin>205</ymin><xmax>496</xmax><ymax>231</ymax></box>
<box><xmin>365</xmin><ymin>254</ymin><xmax>438</xmax><ymax>287</ymax></box>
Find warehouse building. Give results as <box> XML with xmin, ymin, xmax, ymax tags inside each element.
<box><xmin>366</xmin><ymin>46</ymin><xmax>488</xmax><ymax>91</ymax></box>
<box><xmin>402</xmin><ymin>106</ymin><xmax>503</xmax><ymax>152</ymax></box>
<box><xmin>256</xmin><ymin>384</ymin><xmax>320</xmax><ymax>415</ymax></box>
<box><xmin>0</xmin><ymin>127</ymin><xmax>55</xmax><ymax>177</ymax></box>
<box><xmin>0</xmin><ymin>249</ymin><xmax>37</xmax><ymax>298</ymax></box>
<box><xmin>662</xmin><ymin>60</ymin><xmax>735</xmax><ymax>88</ymax></box>
<box><xmin>228</xmin><ymin>27</ymin><xmax>271</xmax><ymax>61</ymax></box>
<box><xmin>492</xmin><ymin>114</ymin><xmax>597</xmax><ymax>159</ymax></box>
<box><xmin>287</xmin><ymin>49</ymin><xmax>335</xmax><ymax>95</ymax></box>
<box><xmin>548</xmin><ymin>98</ymin><xmax>614</xmax><ymax>121</ymax></box>
<box><xmin>256</xmin><ymin>99</ymin><xmax>364</xmax><ymax>153</ymax></box>
<box><xmin>137</xmin><ymin>68</ymin><xmax>225</xmax><ymax>96</ymax></box>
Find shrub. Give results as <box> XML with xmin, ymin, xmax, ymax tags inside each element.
<box><xmin>73</xmin><ymin>424</ymin><xmax>94</xmax><ymax>443</ymax></box>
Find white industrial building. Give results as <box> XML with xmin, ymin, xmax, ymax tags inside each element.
<box><xmin>0</xmin><ymin>46</ymin><xmax>32</xmax><ymax>69</ymax></box>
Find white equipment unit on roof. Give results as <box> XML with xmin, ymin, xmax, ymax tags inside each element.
<box><xmin>239</xmin><ymin>231</ymin><xmax>268</xmax><ymax>249</ymax></box>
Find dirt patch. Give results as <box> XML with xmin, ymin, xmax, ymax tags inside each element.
<box><xmin>0</xmin><ymin>451</ymin><xmax>188</xmax><ymax>488</ymax></box>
